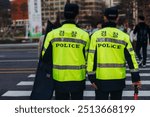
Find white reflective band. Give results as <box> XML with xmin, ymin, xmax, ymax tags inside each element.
<box><xmin>51</xmin><ymin>38</ymin><xmax>86</xmax><ymax>45</ymax></box>
<box><xmin>97</xmin><ymin>63</ymin><xmax>126</xmax><ymax>68</ymax></box>
<box><xmin>128</xmin><ymin>48</ymin><xmax>134</xmax><ymax>52</ymax></box>
<box><xmin>130</xmin><ymin>69</ymin><xmax>139</xmax><ymax>72</ymax></box>
<box><xmin>89</xmin><ymin>50</ymin><xmax>95</xmax><ymax>53</ymax></box>
<box><xmin>87</xmin><ymin>71</ymin><xmax>96</xmax><ymax>75</ymax></box>
<box><xmin>53</xmin><ymin>65</ymin><xmax>86</xmax><ymax>70</ymax></box>
<box><xmin>97</xmin><ymin>38</ymin><xmax>127</xmax><ymax>46</ymax></box>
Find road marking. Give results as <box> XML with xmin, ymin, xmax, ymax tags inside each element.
<box><xmin>126</xmin><ymin>73</ymin><xmax>150</xmax><ymax>77</ymax></box>
<box><xmin>127</xmin><ymin>68</ymin><xmax>150</xmax><ymax>71</ymax></box>
<box><xmin>0</xmin><ymin>68</ymin><xmax>36</xmax><ymax>71</ymax></box>
<box><xmin>27</xmin><ymin>73</ymin><xmax>150</xmax><ymax>78</ymax></box>
<box><xmin>0</xmin><ymin>59</ymin><xmax>38</xmax><ymax>62</ymax></box>
<box><xmin>17</xmin><ymin>80</ymin><xmax>150</xmax><ymax>86</ymax></box>
<box><xmin>2</xmin><ymin>91</ymin><xmax>31</xmax><ymax>97</ymax></box>
<box><xmin>17</xmin><ymin>81</ymin><xmax>34</xmax><ymax>86</ymax></box>
<box><xmin>0</xmin><ymin>55</ymin><xmax>5</xmax><ymax>58</ymax></box>
<box><xmin>28</xmin><ymin>74</ymin><xmax>36</xmax><ymax>78</ymax></box>
<box><xmin>0</xmin><ymin>71</ymin><xmax>35</xmax><ymax>74</ymax></box>
<box><xmin>84</xmin><ymin>91</ymin><xmax>150</xmax><ymax>97</ymax></box>
<box><xmin>2</xmin><ymin>90</ymin><xmax>150</xmax><ymax>97</ymax></box>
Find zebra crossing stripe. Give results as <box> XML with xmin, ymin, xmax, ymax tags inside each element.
<box><xmin>2</xmin><ymin>91</ymin><xmax>31</xmax><ymax>97</ymax></box>
<box><xmin>17</xmin><ymin>81</ymin><xmax>34</xmax><ymax>86</ymax></box>
<box><xmin>86</xmin><ymin>81</ymin><xmax>150</xmax><ymax>85</ymax></box>
<box><xmin>28</xmin><ymin>74</ymin><xmax>35</xmax><ymax>78</ymax></box>
<box><xmin>27</xmin><ymin>72</ymin><xmax>150</xmax><ymax>79</ymax></box>
<box><xmin>84</xmin><ymin>91</ymin><xmax>150</xmax><ymax>97</ymax></box>
<box><xmin>126</xmin><ymin>68</ymin><xmax>150</xmax><ymax>71</ymax></box>
<box><xmin>17</xmin><ymin>80</ymin><xmax>150</xmax><ymax>86</ymax></box>
<box><xmin>126</xmin><ymin>73</ymin><xmax>150</xmax><ymax>77</ymax></box>
<box><xmin>2</xmin><ymin>90</ymin><xmax>150</xmax><ymax>97</ymax></box>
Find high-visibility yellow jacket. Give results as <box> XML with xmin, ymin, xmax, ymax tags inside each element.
<box><xmin>42</xmin><ymin>23</ymin><xmax>90</xmax><ymax>82</ymax></box>
<box><xmin>87</xmin><ymin>26</ymin><xmax>140</xmax><ymax>82</ymax></box>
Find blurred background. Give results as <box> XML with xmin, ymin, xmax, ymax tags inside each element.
<box><xmin>0</xmin><ymin>0</ymin><xmax>150</xmax><ymax>43</ymax></box>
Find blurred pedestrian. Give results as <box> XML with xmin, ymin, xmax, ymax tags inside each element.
<box><xmin>133</xmin><ymin>16</ymin><xmax>150</xmax><ymax>67</ymax></box>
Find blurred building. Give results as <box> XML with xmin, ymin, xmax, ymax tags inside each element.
<box><xmin>105</xmin><ymin>0</ymin><xmax>120</xmax><ymax>7</ymax></box>
<box><xmin>0</xmin><ymin>0</ymin><xmax>11</xmax><ymax>36</ymax></box>
<box><xmin>10</xmin><ymin>0</ymin><xmax>28</xmax><ymax>27</ymax></box>
<box><xmin>41</xmin><ymin>0</ymin><xmax>105</xmax><ymax>26</ymax></box>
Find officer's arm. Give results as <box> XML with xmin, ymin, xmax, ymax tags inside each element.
<box><xmin>124</xmin><ymin>35</ymin><xmax>140</xmax><ymax>83</ymax></box>
<box><xmin>42</xmin><ymin>32</ymin><xmax>53</xmax><ymax>60</ymax></box>
<box><xmin>87</xmin><ymin>34</ymin><xmax>97</xmax><ymax>83</ymax></box>
<box><xmin>83</xmin><ymin>32</ymin><xmax>90</xmax><ymax>60</ymax></box>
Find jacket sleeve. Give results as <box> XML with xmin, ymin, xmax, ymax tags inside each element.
<box><xmin>124</xmin><ymin>35</ymin><xmax>140</xmax><ymax>82</ymax></box>
<box><xmin>83</xmin><ymin>32</ymin><xmax>90</xmax><ymax>61</ymax></box>
<box><xmin>87</xmin><ymin>34</ymin><xmax>97</xmax><ymax>83</ymax></box>
<box><xmin>42</xmin><ymin>32</ymin><xmax>52</xmax><ymax>58</ymax></box>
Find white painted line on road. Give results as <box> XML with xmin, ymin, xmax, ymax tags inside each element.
<box><xmin>0</xmin><ymin>59</ymin><xmax>38</xmax><ymax>62</ymax></box>
<box><xmin>28</xmin><ymin>74</ymin><xmax>35</xmax><ymax>78</ymax></box>
<box><xmin>2</xmin><ymin>90</ymin><xmax>150</xmax><ymax>97</ymax></box>
<box><xmin>84</xmin><ymin>91</ymin><xmax>150</xmax><ymax>97</ymax></box>
<box><xmin>86</xmin><ymin>80</ymin><xmax>150</xmax><ymax>85</ymax></box>
<box><xmin>122</xmin><ymin>91</ymin><xmax>150</xmax><ymax>97</ymax></box>
<box><xmin>127</xmin><ymin>68</ymin><xmax>150</xmax><ymax>71</ymax></box>
<box><xmin>17</xmin><ymin>80</ymin><xmax>150</xmax><ymax>86</ymax></box>
<box><xmin>2</xmin><ymin>91</ymin><xmax>31</xmax><ymax>97</ymax></box>
<box><xmin>28</xmin><ymin>72</ymin><xmax>150</xmax><ymax>79</ymax></box>
<box><xmin>0</xmin><ymin>55</ymin><xmax>5</xmax><ymax>58</ymax></box>
<box><xmin>126</xmin><ymin>73</ymin><xmax>150</xmax><ymax>77</ymax></box>
<box><xmin>17</xmin><ymin>81</ymin><xmax>34</xmax><ymax>86</ymax></box>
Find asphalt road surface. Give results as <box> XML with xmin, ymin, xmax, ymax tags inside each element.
<box><xmin>0</xmin><ymin>43</ymin><xmax>150</xmax><ymax>100</ymax></box>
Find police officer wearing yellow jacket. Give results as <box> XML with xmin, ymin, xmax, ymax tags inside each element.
<box><xmin>87</xmin><ymin>8</ymin><xmax>141</xmax><ymax>100</ymax></box>
<box><xmin>42</xmin><ymin>3</ymin><xmax>90</xmax><ymax>100</ymax></box>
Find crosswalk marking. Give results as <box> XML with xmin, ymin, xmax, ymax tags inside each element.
<box><xmin>28</xmin><ymin>74</ymin><xmax>35</xmax><ymax>78</ymax></box>
<box><xmin>84</xmin><ymin>91</ymin><xmax>150</xmax><ymax>97</ymax></box>
<box><xmin>1</xmin><ymin>49</ymin><xmax>150</xmax><ymax>99</ymax></box>
<box><xmin>2</xmin><ymin>91</ymin><xmax>31</xmax><ymax>97</ymax></box>
<box><xmin>27</xmin><ymin>73</ymin><xmax>150</xmax><ymax>79</ymax></box>
<box><xmin>17</xmin><ymin>80</ymin><xmax>150</xmax><ymax>86</ymax></box>
<box><xmin>2</xmin><ymin>90</ymin><xmax>150</xmax><ymax>97</ymax></box>
<box><xmin>17</xmin><ymin>81</ymin><xmax>34</xmax><ymax>86</ymax></box>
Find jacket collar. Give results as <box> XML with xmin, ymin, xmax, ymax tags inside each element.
<box><xmin>102</xmin><ymin>21</ymin><xmax>116</xmax><ymax>28</ymax></box>
<box><xmin>62</xmin><ymin>20</ymin><xmax>77</xmax><ymax>25</ymax></box>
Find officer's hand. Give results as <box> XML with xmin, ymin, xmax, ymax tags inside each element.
<box><xmin>91</xmin><ymin>83</ymin><xmax>98</xmax><ymax>90</ymax></box>
<box><xmin>132</xmin><ymin>81</ymin><xmax>141</xmax><ymax>89</ymax></box>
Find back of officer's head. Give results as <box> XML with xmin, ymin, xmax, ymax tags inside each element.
<box><xmin>64</xmin><ymin>3</ymin><xmax>79</xmax><ymax>20</ymax></box>
<box><xmin>138</xmin><ymin>15</ymin><xmax>145</xmax><ymax>21</ymax></box>
<box><xmin>104</xmin><ymin>7</ymin><xmax>118</xmax><ymax>21</ymax></box>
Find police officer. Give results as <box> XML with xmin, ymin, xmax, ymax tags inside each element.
<box><xmin>87</xmin><ymin>8</ymin><xmax>141</xmax><ymax>100</ymax></box>
<box><xmin>42</xmin><ymin>3</ymin><xmax>89</xmax><ymax>100</ymax></box>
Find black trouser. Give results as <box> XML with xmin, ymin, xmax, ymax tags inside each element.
<box><xmin>95</xmin><ymin>90</ymin><xmax>123</xmax><ymax>100</ymax></box>
<box><xmin>55</xmin><ymin>90</ymin><xmax>83</xmax><ymax>100</ymax></box>
<box><xmin>136</xmin><ymin>41</ymin><xmax>147</xmax><ymax>65</ymax></box>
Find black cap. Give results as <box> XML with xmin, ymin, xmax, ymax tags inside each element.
<box><xmin>138</xmin><ymin>15</ymin><xmax>145</xmax><ymax>21</ymax></box>
<box><xmin>64</xmin><ymin>3</ymin><xmax>79</xmax><ymax>19</ymax></box>
<box><xmin>104</xmin><ymin>8</ymin><xmax>118</xmax><ymax>20</ymax></box>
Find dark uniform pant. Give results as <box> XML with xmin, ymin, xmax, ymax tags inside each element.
<box><xmin>55</xmin><ymin>90</ymin><xmax>83</xmax><ymax>100</ymax></box>
<box><xmin>136</xmin><ymin>41</ymin><xmax>147</xmax><ymax>65</ymax></box>
<box><xmin>95</xmin><ymin>90</ymin><xmax>123</xmax><ymax>100</ymax></box>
